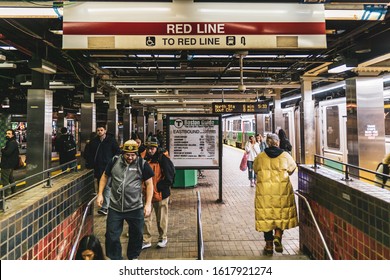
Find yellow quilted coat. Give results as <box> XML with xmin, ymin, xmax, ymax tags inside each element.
<box><xmin>253</xmin><ymin>150</ymin><xmax>298</xmax><ymax>232</ymax></box>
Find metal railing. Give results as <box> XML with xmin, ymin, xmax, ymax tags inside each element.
<box><xmin>294</xmin><ymin>191</ymin><xmax>333</xmax><ymax>260</ymax></box>
<box><xmin>313</xmin><ymin>154</ymin><xmax>390</xmax><ymax>188</ymax></box>
<box><xmin>0</xmin><ymin>159</ymin><xmax>78</xmax><ymax>212</ymax></box>
<box><xmin>68</xmin><ymin>194</ymin><xmax>97</xmax><ymax>260</ymax></box>
<box><xmin>197</xmin><ymin>191</ymin><xmax>204</xmax><ymax>260</ymax></box>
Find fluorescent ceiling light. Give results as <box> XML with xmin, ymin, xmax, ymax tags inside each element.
<box><xmin>0</xmin><ymin>46</ymin><xmax>17</xmax><ymax>51</ymax></box>
<box><xmin>324</xmin><ymin>9</ymin><xmax>386</xmax><ymax>21</ymax></box>
<box><xmin>192</xmin><ymin>55</ymin><xmax>231</xmax><ymax>59</ymax></box>
<box><xmin>0</xmin><ymin>7</ymin><xmax>62</xmax><ymax>18</ymax></box>
<box><xmin>102</xmin><ymin>66</ymin><xmax>176</xmax><ymax>70</ymax></box>
<box><xmin>0</xmin><ymin>63</ymin><xmax>16</xmax><ymax>69</ymax></box>
<box><xmin>29</xmin><ymin>59</ymin><xmax>56</xmax><ymax>74</ymax></box>
<box><xmin>328</xmin><ymin>59</ymin><xmax>357</xmax><ymax>74</ymax></box>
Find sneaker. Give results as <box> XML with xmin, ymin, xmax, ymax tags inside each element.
<box><xmin>157</xmin><ymin>239</ymin><xmax>168</xmax><ymax>248</ymax></box>
<box><xmin>97</xmin><ymin>208</ymin><xmax>108</xmax><ymax>215</ymax></box>
<box><xmin>251</xmin><ymin>180</ymin><xmax>256</xmax><ymax>187</ymax></box>
<box><xmin>142</xmin><ymin>242</ymin><xmax>151</xmax><ymax>250</ymax></box>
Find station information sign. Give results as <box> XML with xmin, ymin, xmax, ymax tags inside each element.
<box><xmin>168</xmin><ymin>116</ymin><xmax>220</xmax><ymax>167</ymax></box>
<box><xmin>212</xmin><ymin>102</ymin><xmax>269</xmax><ymax>114</ymax></box>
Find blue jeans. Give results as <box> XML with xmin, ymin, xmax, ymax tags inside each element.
<box><xmin>247</xmin><ymin>161</ymin><xmax>255</xmax><ymax>180</ymax></box>
<box><xmin>105</xmin><ymin>207</ymin><xmax>144</xmax><ymax>260</ymax></box>
<box><xmin>101</xmin><ymin>180</ymin><xmax>111</xmax><ymax>210</ymax></box>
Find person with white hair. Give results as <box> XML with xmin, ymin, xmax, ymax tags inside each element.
<box><xmin>253</xmin><ymin>133</ymin><xmax>298</xmax><ymax>256</ymax></box>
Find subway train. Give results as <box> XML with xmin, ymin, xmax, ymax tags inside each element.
<box><xmin>222</xmin><ymin>83</ymin><xmax>390</xmax><ymax>168</ymax></box>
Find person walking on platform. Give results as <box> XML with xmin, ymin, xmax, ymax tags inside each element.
<box><xmin>253</xmin><ymin>133</ymin><xmax>298</xmax><ymax>256</ymax></box>
<box><xmin>97</xmin><ymin>140</ymin><xmax>154</xmax><ymax>260</ymax></box>
<box><xmin>83</xmin><ymin>132</ymin><xmax>97</xmax><ymax>169</ymax></box>
<box><xmin>245</xmin><ymin>135</ymin><xmax>261</xmax><ymax>187</ymax></box>
<box><xmin>141</xmin><ymin>136</ymin><xmax>175</xmax><ymax>249</ymax></box>
<box><xmin>134</xmin><ymin>137</ymin><xmax>146</xmax><ymax>155</ymax></box>
<box><xmin>255</xmin><ymin>133</ymin><xmax>267</xmax><ymax>152</ymax></box>
<box><xmin>75</xmin><ymin>234</ymin><xmax>105</xmax><ymax>260</ymax></box>
<box><xmin>0</xmin><ymin>129</ymin><xmax>19</xmax><ymax>196</ymax></box>
<box><xmin>90</xmin><ymin>125</ymin><xmax>120</xmax><ymax>215</ymax></box>
<box><xmin>55</xmin><ymin>127</ymin><xmax>77</xmax><ymax>171</ymax></box>
<box><xmin>278</xmin><ymin>129</ymin><xmax>292</xmax><ymax>154</ymax></box>
<box><xmin>375</xmin><ymin>153</ymin><xmax>390</xmax><ymax>190</ymax></box>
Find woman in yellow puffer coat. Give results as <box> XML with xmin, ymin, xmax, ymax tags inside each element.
<box><xmin>253</xmin><ymin>133</ymin><xmax>298</xmax><ymax>256</ymax></box>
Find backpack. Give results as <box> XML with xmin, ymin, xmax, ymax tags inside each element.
<box><xmin>158</xmin><ymin>150</ymin><xmax>176</xmax><ymax>185</ymax></box>
<box><xmin>376</xmin><ymin>162</ymin><xmax>390</xmax><ymax>185</ymax></box>
<box><xmin>63</xmin><ymin>135</ymin><xmax>76</xmax><ymax>154</ymax></box>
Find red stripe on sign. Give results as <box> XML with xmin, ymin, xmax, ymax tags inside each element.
<box><xmin>63</xmin><ymin>22</ymin><xmax>325</xmax><ymax>35</ymax></box>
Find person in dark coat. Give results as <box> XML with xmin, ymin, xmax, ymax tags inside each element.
<box><xmin>83</xmin><ymin>132</ymin><xmax>97</xmax><ymax>169</ymax></box>
<box><xmin>55</xmin><ymin>127</ymin><xmax>77</xmax><ymax>171</ymax></box>
<box><xmin>89</xmin><ymin>125</ymin><xmax>121</xmax><ymax>215</ymax></box>
<box><xmin>278</xmin><ymin>129</ymin><xmax>292</xmax><ymax>153</ymax></box>
<box><xmin>0</xmin><ymin>129</ymin><xmax>20</xmax><ymax>196</ymax></box>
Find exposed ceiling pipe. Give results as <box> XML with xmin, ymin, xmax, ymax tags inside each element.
<box><xmin>117</xmin><ymin>84</ymin><xmax>299</xmax><ymax>89</ymax></box>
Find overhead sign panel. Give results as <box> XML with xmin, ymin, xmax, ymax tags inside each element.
<box><xmin>63</xmin><ymin>2</ymin><xmax>326</xmax><ymax>50</ymax></box>
<box><xmin>212</xmin><ymin>102</ymin><xmax>269</xmax><ymax>114</ymax></box>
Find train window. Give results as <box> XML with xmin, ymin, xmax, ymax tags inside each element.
<box><xmin>326</xmin><ymin>106</ymin><xmax>340</xmax><ymax>149</ymax></box>
<box><xmin>283</xmin><ymin>114</ymin><xmax>290</xmax><ymax>139</ymax></box>
<box><xmin>233</xmin><ymin>119</ymin><xmax>241</xmax><ymax>131</ymax></box>
<box><xmin>264</xmin><ymin>115</ymin><xmax>272</xmax><ymax>132</ymax></box>
<box><xmin>243</xmin><ymin>120</ymin><xmax>252</xmax><ymax>132</ymax></box>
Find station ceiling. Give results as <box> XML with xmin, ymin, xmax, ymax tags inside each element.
<box><xmin>0</xmin><ymin>0</ymin><xmax>389</xmax><ymax>117</ymax></box>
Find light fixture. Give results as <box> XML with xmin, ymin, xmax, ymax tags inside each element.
<box><xmin>1</xmin><ymin>97</ymin><xmax>10</xmax><ymax>109</ymax></box>
<box><xmin>58</xmin><ymin>106</ymin><xmax>64</xmax><ymax>114</ymax></box>
<box><xmin>0</xmin><ymin>63</ymin><xmax>16</xmax><ymax>69</ymax></box>
<box><xmin>28</xmin><ymin>58</ymin><xmax>57</xmax><ymax>74</ymax></box>
<box><xmin>0</xmin><ymin>7</ymin><xmax>63</xmax><ymax>18</ymax></box>
<box><xmin>328</xmin><ymin>58</ymin><xmax>357</xmax><ymax>74</ymax></box>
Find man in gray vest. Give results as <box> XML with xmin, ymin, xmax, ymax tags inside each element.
<box><xmin>97</xmin><ymin>140</ymin><xmax>154</xmax><ymax>260</ymax></box>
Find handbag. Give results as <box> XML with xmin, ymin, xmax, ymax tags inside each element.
<box><xmin>239</xmin><ymin>152</ymin><xmax>248</xmax><ymax>171</ymax></box>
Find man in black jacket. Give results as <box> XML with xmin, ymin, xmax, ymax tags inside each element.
<box><xmin>55</xmin><ymin>127</ymin><xmax>77</xmax><ymax>171</ymax></box>
<box><xmin>89</xmin><ymin>124</ymin><xmax>121</xmax><ymax>215</ymax></box>
<box><xmin>1</xmin><ymin>129</ymin><xmax>19</xmax><ymax>196</ymax></box>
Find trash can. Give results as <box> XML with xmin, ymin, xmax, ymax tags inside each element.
<box><xmin>173</xmin><ymin>169</ymin><xmax>198</xmax><ymax>188</ymax></box>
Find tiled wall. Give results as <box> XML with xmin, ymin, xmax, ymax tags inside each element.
<box><xmin>0</xmin><ymin>170</ymin><xmax>95</xmax><ymax>260</ymax></box>
<box><xmin>298</xmin><ymin>165</ymin><xmax>390</xmax><ymax>260</ymax></box>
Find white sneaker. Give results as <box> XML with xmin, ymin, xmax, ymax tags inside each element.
<box><xmin>157</xmin><ymin>239</ymin><xmax>168</xmax><ymax>248</ymax></box>
<box><xmin>142</xmin><ymin>242</ymin><xmax>151</xmax><ymax>250</ymax></box>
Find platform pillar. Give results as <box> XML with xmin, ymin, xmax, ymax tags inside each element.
<box><xmin>346</xmin><ymin>77</ymin><xmax>385</xmax><ymax>179</ymax></box>
<box><xmin>273</xmin><ymin>88</ymin><xmax>283</xmax><ymax>132</ymax></box>
<box><xmin>26</xmin><ymin>89</ymin><xmax>53</xmax><ymax>182</ymax></box>
<box><xmin>299</xmin><ymin>77</ymin><xmax>316</xmax><ymax>165</ymax></box>
<box><xmin>107</xmin><ymin>89</ymin><xmax>118</xmax><ymax>142</ymax></box>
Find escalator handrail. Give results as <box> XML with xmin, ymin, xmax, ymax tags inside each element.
<box><xmin>68</xmin><ymin>194</ymin><xmax>97</xmax><ymax>260</ymax></box>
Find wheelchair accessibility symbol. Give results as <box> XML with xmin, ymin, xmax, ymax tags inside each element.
<box><xmin>146</xmin><ymin>36</ymin><xmax>156</xmax><ymax>47</ymax></box>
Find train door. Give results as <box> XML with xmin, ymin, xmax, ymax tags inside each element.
<box><xmin>256</xmin><ymin>113</ymin><xmax>272</xmax><ymax>136</ymax></box>
<box><xmin>318</xmin><ymin>98</ymin><xmax>347</xmax><ymax>169</ymax></box>
<box><xmin>281</xmin><ymin>107</ymin><xmax>296</xmax><ymax>160</ymax></box>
